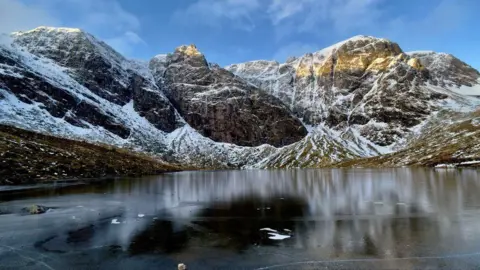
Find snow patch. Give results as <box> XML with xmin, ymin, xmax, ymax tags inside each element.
<box><xmin>459</xmin><ymin>160</ymin><xmax>480</xmax><ymax>165</ymax></box>
<box><xmin>111</xmin><ymin>219</ymin><xmax>121</xmax><ymax>224</ymax></box>
<box><xmin>268</xmin><ymin>232</ymin><xmax>291</xmax><ymax>240</ymax></box>
<box><xmin>260</xmin><ymin>228</ymin><xmax>278</xmax><ymax>233</ymax></box>
<box><xmin>435</xmin><ymin>164</ymin><xmax>456</xmax><ymax>169</ymax></box>
<box><xmin>406</xmin><ymin>51</ymin><xmax>436</xmax><ymax>55</ymax></box>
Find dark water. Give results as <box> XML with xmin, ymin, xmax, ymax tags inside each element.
<box><xmin>1</xmin><ymin>168</ymin><xmax>480</xmax><ymax>269</ymax></box>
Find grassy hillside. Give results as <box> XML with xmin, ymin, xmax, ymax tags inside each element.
<box><xmin>0</xmin><ymin>125</ymin><xmax>183</xmax><ymax>185</ymax></box>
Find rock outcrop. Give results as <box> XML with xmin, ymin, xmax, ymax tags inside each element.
<box><xmin>150</xmin><ymin>45</ymin><xmax>307</xmax><ymax>147</ymax></box>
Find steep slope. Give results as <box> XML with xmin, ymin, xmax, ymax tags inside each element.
<box><xmin>250</xmin><ymin>125</ymin><xmax>383</xmax><ymax>168</ymax></box>
<box><xmin>227</xmin><ymin>36</ymin><xmax>480</xmax><ymax>147</ymax></box>
<box><xmin>335</xmin><ymin>109</ymin><xmax>480</xmax><ymax>168</ymax></box>
<box><xmin>150</xmin><ymin>45</ymin><xmax>307</xmax><ymax>147</ymax></box>
<box><xmin>11</xmin><ymin>27</ymin><xmax>181</xmax><ymax>132</ymax></box>
<box><xmin>407</xmin><ymin>51</ymin><xmax>480</xmax><ymax>95</ymax></box>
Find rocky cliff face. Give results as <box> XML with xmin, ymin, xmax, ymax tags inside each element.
<box><xmin>150</xmin><ymin>45</ymin><xmax>307</xmax><ymax>147</ymax></box>
<box><xmin>227</xmin><ymin>36</ymin><xmax>479</xmax><ymax>146</ymax></box>
<box><xmin>407</xmin><ymin>51</ymin><xmax>480</xmax><ymax>91</ymax></box>
<box><xmin>10</xmin><ymin>27</ymin><xmax>181</xmax><ymax>133</ymax></box>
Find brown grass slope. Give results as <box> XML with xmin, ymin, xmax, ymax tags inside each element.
<box><xmin>0</xmin><ymin>125</ymin><xmax>182</xmax><ymax>185</ymax></box>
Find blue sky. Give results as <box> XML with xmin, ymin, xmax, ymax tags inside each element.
<box><xmin>1</xmin><ymin>0</ymin><xmax>480</xmax><ymax>69</ymax></box>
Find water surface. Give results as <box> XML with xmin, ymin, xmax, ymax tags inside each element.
<box><xmin>1</xmin><ymin>168</ymin><xmax>480</xmax><ymax>269</ymax></box>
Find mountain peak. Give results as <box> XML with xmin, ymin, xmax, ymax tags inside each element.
<box><xmin>175</xmin><ymin>44</ymin><xmax>202</xmax><ymax>57</ymax></box>
<box><xmin>11</xmin><ymin>26</ymin><xmax>127</xmax><ymax>68</ymax></box>
<box><xmin>344</xmin><ymin>35</ymin><xmax>389</xmax><ymax>42</ymax></box>
<box><xmin>310</xmin><ymin>35</ymin><xmax>401</xmax><ymax>58</ymax></box>
<box><xmin>168</xmin><ymin>44</ymin><xmax>207</xmax><ymax>68</ymax></box>
<box><xmin>13</xmin><ymin>26</ymin><xmax>84</xmax><ymax>36</ymax></box>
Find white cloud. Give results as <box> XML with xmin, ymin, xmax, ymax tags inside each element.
<box><xmin>0</xmin><ymin>0</ymin><xmax>145</xmax><ymax>56</ymax></box>
<box><xmin>267</xmin><ymin>0</ymin><xmax>313</xmax><ymax>25</ymax></box>
<box><xmin>61</xmin><ymin>0</ymin><xmax>141</xmax><ymax>33</ymax></box>
<box><xmin>106</xmin><ymin>31</ymin><xmax>146</xmax><ymax>55</ymax></box>
<box><xmin>174</xmin><ymin>0</ymin><xmax>387</xmax><ymax>38</ymax></box>
<box><xmin>173</xmin><ymin>0</ymin><xmax>261</xmax><ymax>31</ymax></box>
<box><xmin>267</xmin><ymin>0</ymin><xmax>386</xmax><ymax>38</ymax></box>
<box><xmin>0</xmin><ymin>0</ymin><xmax>60</xmax><ymax>33</ymax></box>
<box><xmin>43</xmin><ymin>0</ymin><xmax>143</xmax><ymax>55</ymax></box>
<box><xmin>273</xmin><ymin>42</ymin><xmax>319</xmax><ymax>62</ymax></box>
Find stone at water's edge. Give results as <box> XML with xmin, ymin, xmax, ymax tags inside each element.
<box><xmin>21</xmin><ymin>205</ymin><xmax>49</xmax><ymax>215</ymax></box>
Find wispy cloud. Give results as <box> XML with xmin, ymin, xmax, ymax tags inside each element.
<box><xmin>172</xmin><ymin>0</ymin><xmax>261</xmax><ymax>31</ymax></box>
<box><xmin>65</xmin><ymin>0</ymin><xmax>144</xmax><ymax>54</ymax></box>
<box><xmin>0</xmin><ymin>0</ymin><xmax>60</xmax><ymax>33</ymax></box>
<box><xmin>267</xmin><ymin>0</ymin><xmax>312</xmax><ymax>25</ymax></box>
<box><xmin>59</xmin><ymin>0</ymin><xmax>141</xmax><ymax>33</ymax></box>
<box><xmin>106</xmin><ymin>31</ymin><xmax>146</xmax><ymax>55</ymax></box>
<box><xmin>267</xmin><ymin>0</ymin><xmax>387</xmax><ymax>39</ymax></box>
<box><xmin>1</xmin><ymin>0</ymin><xmax>145</xmax><ymax>56</ymax></box>
<box><xmin>173</xmin><ymin>0</ymin><xmax>386</xmax><ymax>38</ymax></box>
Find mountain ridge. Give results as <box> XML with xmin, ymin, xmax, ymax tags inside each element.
<box><xmin>1</xmin><ymin>26</ymin><xmax>479</xmax><ymax>173</ymax></box>
<box><xmin>227</xmin><ymin>35</ymin><xmax>479</xmax><ymax>147</ymax></box>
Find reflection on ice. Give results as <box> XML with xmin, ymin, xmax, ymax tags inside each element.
<box><xmin>1</xmin><ymin>168</ymin><xmax>480</xmax><ymax>265</ymax></box>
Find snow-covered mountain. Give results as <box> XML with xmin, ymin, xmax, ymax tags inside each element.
<box><xmin>227</xmin><ymin>36</ymin><xmax>480</xmax><ymax>147</ymax></box>
<box><xmin>0</xmin><ymin>27</ymin><xmax>308</xmax><ymax>168</ymax></box>
<box><xmin>1</xmin><ymin>28</ymin><xmax>479</xmax><ymax>169</ymax></box>
<box><xmin>150</xmin><ymin>44</ymin><xmax>307</xmax><ymax>147</ymax></box>
<box><xmin>335</xmin><ymin>108</ymin><xmax>480</xmax><ymax>168</ymax></box>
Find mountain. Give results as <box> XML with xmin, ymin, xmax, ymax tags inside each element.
<box><xmin>1</xmin><ymin>28</ymin><xmax>479</xmax><ymax>173</ymax></box>
<box><xmin>10</xmin><ymin>26</ymin><xmax>181</xmax><ymax>133</ymax></box>
<box><xmin>227</xmin><ymin>36</ymin><xmax>480</xmax><ymax>147</ymax></box>
<box><xmin>0</xmin><ymin>27</ymin><xmax>307</xmax><ymax>170</ymax></box>
<box><xmin>150</xmin><ymin>44</ymin><xmax>307</xmax><ymax>147</ymax></box>
<box><xmin>335</xmin><ymin>108</ymin><xmax>480</xmax><ymax>168</ymax></box>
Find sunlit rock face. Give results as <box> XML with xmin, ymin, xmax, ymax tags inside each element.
<box><xmin>150</xmin><ymin>44</ymin><xmax>308</xmax><ymax>147</ymax></box>
<box><xmin>227</xmin><ymin>36</ymin><xmax>479</xmax><ymax>146</ymax></box>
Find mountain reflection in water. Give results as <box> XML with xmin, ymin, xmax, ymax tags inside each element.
<box><xmin>1</xmin><ymin>168</ymin><xmax>480</xmax><ymax>269</ymax></box>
